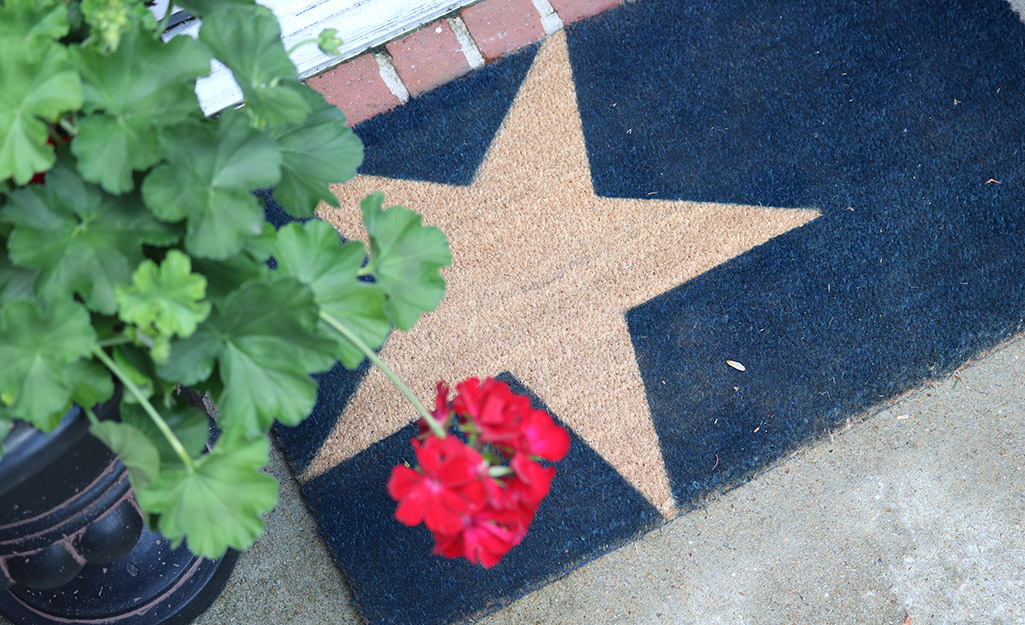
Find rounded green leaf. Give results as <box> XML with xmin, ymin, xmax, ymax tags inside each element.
<box><xmin>116</xmin><ymin>250</ymin><xmax>211</xmax><ymax>343</ymax></box>
<box><xmin>0</xmin><ymin>298</ymin><xmax>96</xmax><ymax>427</ymax></box>
<box><xmin>270</xmin><ymin>87</ymin><xmax>363</xmax><ymax>217</ymax></box>
<box><xmin>199</xmin><ymin>4</ymin><xmax>308</xmax><ymax>125</ymax></box>
<box><xmin>360</xmin><ymin>192</ymin><xmax>452</xmax><ymax>330</ymax></box>
<box><xmin>142</xmin><ymin>113</ymin><xmax>281</xmax><ymax>260</ymax></box>
<box><xmin>0</xmin><ymin>0</ymin><xmax>71</xmax><ymax>43</ymax></box>
<box><xmin>135</xmin><ymin>430</ymin><xmax>278</xmax><ymax>558</ymax></box>
<box><xmin>3</xmin><ymin>160</ymin><xmax>180</xmax><ymax>313</ymax></box>
<box><xmin>275</xmin><ymin>220</ymin><xmax>389</xmax><ymax>368</ymax></box>
<box><xmin>0</xmin><ymin>39</ymin><xmax>82</xmax><ymax>184</ymax></box>
<box><xmin>159</xmin><ymin>278</ymin><xmax>336</xmax><ymax>435</ymax></box>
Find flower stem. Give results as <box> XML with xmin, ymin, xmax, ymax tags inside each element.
<box><xmin>58</xmin><ymin>117</ymin><xmax>78</xmax><ymax>136</ymax></box>
<box><xmin>319</xmin><ymin>311</ymin><xmax>445</xmax><ymax>438</ymax></box>
<box><xmin>97</xmin><ymin>334</ymin><xmax>134</xmax><ymax>348</ymax></box>
<box><xmin>84</xmin><ymin>406</ymin><xmax>100</xmax><ymax>426</ymax></box>
<box><xmin>92</xmin><ymin>346</ymin><xmax>197</xmax><ymax>472</ymax></box>
<box><xmin>285</xmin><ymin>38</ymin><xmax>315</xmax><ymax>56</ymax></box>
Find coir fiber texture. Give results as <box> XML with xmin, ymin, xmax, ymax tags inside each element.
<box><xmin>268</xmin><ymin>1</ymin><xmax>1025</xmax><ymax>623</ymax></box>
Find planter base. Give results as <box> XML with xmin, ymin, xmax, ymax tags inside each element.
<box><xmin>0</xmin><ymin>526</ymin><xmax>238</xmax><ymax>625</ymax></box>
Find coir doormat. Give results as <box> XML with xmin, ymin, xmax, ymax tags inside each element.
<box><xmin>267</xmin><ymin>1</ymin><xmax>1025</xmax><ymax>623</ymax></box>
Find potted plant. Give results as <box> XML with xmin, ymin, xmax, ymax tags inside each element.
<box><xmin>1</xmin><ymin>0</ymin><xmax>575</xmax><ymax>621</ymax></box>
<box><xmin>0</xmin><ymin>0</ymin><xmax>452</xmax><ymax>621</ymax></box>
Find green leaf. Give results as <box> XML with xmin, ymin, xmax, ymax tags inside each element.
<box><xmin>71</xmin><ymin>28</ymin><xmax>211</xmax><ymax>193</ymax></box>
<box><xmin>116</xmin><ymin>250</ymin><xmax>212</xmax><ymax>352</ymax></box>
<box><xmin>67</xmin><ymin>357</ymin><xmax>115</xmax><ymax>409</ymax></box>
<box><xmin>90</xmin><ymin>420</ymin><xmax>161</xmax><ymax>487</ymax></box>
<box><xmin>0</xmin><ymin>241</ymin><xmax>35</xmax><ymax>301</ymax></box>
<box><xmin>135</xmin><ymin>429</ymin><xmax>278</xmax><ymax>558</ymax></box>
<box><xmin>270</xmin><ymin>87</ymin><xmax>363</xmax><ymax>217</ymax></box>
<box><xmin>199</xmin><ymin>4</ymin><xmax>309</xmax><ymax>125</ymax></box>
<box><xmin>191</xmin><ymin>255</ymin><xmax>270</xmax><ymax>301</ymax></box>
<box><xmin>3</xmin><ymin>160</ymin><xmax>180</xmax><ymax>314</ymax></box>
<box><xmin>158</xmin><ymin>279</ymin><xmax>336</xmax><ymax>435</ymax></box>
<box><xmin>361</xmin><ymin>192</ymin><xmax>452</xmax><ymax>330</ymax></box>
<box><xmin>0</xmin><ymin>38</ymin><xmax>82</xmax><ymax>184</ymax></box>
<box><xmin>0</xmin><ymin>0</ymin><xmax>70</xmax><ymax>43</ymax></box>
<box><xmin>275</xmin><ymin>220</ymin><xmax>389</xmax><ymax>368</ymax></box>
<box><xmin>0</xmin><ymin>298</ymin><xmax>96</xmax><ymax>428</ymax></box>
<box><xmin>243</xmin><ymin>221</ymin><xmax>279</xmax><ymax>264</ymax></box>
<box><xmin>121</xmin><ymin>399</ymin><xmax>209</xmax><ymax>465</ymax></box>
<box><xmin>142</xmin><ymin>112</ymin><xmax>281</xmax><ymax>259</ymax></box>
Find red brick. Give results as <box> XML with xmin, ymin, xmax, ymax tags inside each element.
<box><xmin>307</xmin><ymin>54</ymin><xmax>401</xmax><ymax>126</ymax></box>
<box><xmin>460</xmin><ymin>0</ymin><xmax>546</xmax><ymax>62</ymax></box>
<box><xmin>386</xmin><ymin>20</ymin><xmax>471</xmax><ymax>97</ymax></box>
<box><xmin>548</xmin><ymin>0</ymin><xmax>623</xmax><ymax>25</ymax></box>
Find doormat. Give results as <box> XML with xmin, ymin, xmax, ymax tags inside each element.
<box><xmin>267</xmin><ymin>1</ymin><xmax>1025</xmax><ymax>623</ymax></box>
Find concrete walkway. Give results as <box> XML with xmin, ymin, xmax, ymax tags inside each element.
<box><xmin>195</xmin><ymin>332</ymin><xmax>1025</xmax><ymax>625</ymax></box>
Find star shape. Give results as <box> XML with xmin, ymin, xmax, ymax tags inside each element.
<box><xmin>302</xmin><ymin>32</ymin><xmax>819</xmax><ymax>517</ymax></box>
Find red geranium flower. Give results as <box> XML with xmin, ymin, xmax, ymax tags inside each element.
<box><xmin>431</xmin><ymin>507</ymin><xmax>526</xmax><ymax>568</ymax></box>
<box><xmin>387</xmin><ymin>436</ymin><xmax>487</xmax><ymax>536</ymax></box>
<box><xmin>452</xmin><ymin>377</ymin><xmax>527</xmax><ymax>446</ymax></box>
<box><xmin>390</xmin><ymin>376</ymin><xmax>571</xmax><ymax>568</ymax></box>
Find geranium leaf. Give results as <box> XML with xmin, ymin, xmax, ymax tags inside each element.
<box><xmin>67</xmin><ymin>357</ymin><xmax>115</xmax><ymax>409</ymax></box>
<box><xmin>90</xmin><ymin>420</ymin><xmax>161</xmax><ymax>488</ymax></box>
<box><xmin>116</xmin><ymin>250</ymin><xmax>212</xmax><ymax>347</ymax></box>
<box><xmin>135</xmin><ymin>429</ymin><xmax>277</xmax><ymax>558</ymax></box>
<box><xmin>199</xmin><ymin>5</ymin><xmax>308</xmax><ymax>125</ymax></box>
<box><xmin>0</xmin><ymin>242</ymin><xmax>35</xmax><ymax>301</ymax></box>
<box><xmin>0</xmin><ymin>0</ymin><xmax>70</xmax><ymax>43</ymax></box>
<box><xmin>0</xmin><ymin>38</ymin><xmax>82</xmax><ymax>184</ymax></box>
<box><xmin>3</xmin><ymin>159</ymin><xmax>180</xmax><ymax>314</ymax></box>
<box><xmin>71</xmin><ymin>28</ymin><xmax>210</xmax><ymax>193</ymax></box>
<box><xmin>270</xmin><ymin>86</ymin><xmax>363</xmax><ymax>217</ymax></box>
<box><xmin>0</xmin><ymin>298</ymin><xmax>96</xmax><ymax>428</ymax></box>
<box><xmin>191</xmin><ymin>254</ymin><xmax>270</xmax><ymax>301</ymax></box>
<box><xmin>71</xmin><ymin>115</ymin><xmax>155</xmax><ymax>194</ymax></box>
<box><xmin>142</xmin><ymin>111</ymin><xmax>281</xmax><ymax>259</ymax></box>
<box><xmin>275</xmin><ymin>220</ymin><xmax>389</xmax><ymax>368</ymax></box>
<box><xmin>361</xmin><ymin>192</ymin><xmax>452</xmax><ymax>330</ymax></box>
<box><xmin>158</xmin><ymin>278</ymin><xmax>336</xmax><ymax>435</ymax></box>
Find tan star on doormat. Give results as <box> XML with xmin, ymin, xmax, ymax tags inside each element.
<box><xmin>303</xmin><ymin>32</ymin><xmax>819</xmax><ymax>517</ymax></box>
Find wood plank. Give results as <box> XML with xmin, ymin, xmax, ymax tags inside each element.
<box><xmin>165</xmin><ymin>0</ymin><xmax>478</xmax><ymax>114</ymax></box>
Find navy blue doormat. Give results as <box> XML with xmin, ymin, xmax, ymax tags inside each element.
<box><xmin>266</xmin><ymin>1</ymin><xmax>1025</xmax><ymax>623</ymax></box>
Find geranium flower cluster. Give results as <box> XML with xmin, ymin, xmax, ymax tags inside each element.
<box><xmin>387</xmin><ymin>377</ymin><xmax>571</xmax><ymax>568</ymax></box>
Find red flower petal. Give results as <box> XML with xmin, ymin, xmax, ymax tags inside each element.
<box><xmin>518</xmin><ymin>409</ymin><xmax>570</xmax><ymax>461</ymax></box>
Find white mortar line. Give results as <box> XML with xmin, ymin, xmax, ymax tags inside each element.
<box><xmin>530</xmin><ymin>0</ymin><xmax>564</xmax><ymax>35</ymax></box>
<box><xmin>374</xmin><ymin>51</ymin><xmax>410</xmax><ymax>103</ymax></box>
<box><xmin>447</xmin><ymin>15</ymin><xmax>485</xmax><ymax>70</ymax></box>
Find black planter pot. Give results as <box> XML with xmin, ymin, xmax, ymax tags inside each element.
<box><xmin>0</xmin><ymin>403</ymin><xmax>239</xmax><ymax>625</ymax></box>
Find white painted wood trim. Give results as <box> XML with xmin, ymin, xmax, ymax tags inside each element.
<box><xmin>167</xmin><ymin>0</ymin><xmax>480</xmax><ymax>115</ymax></box>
